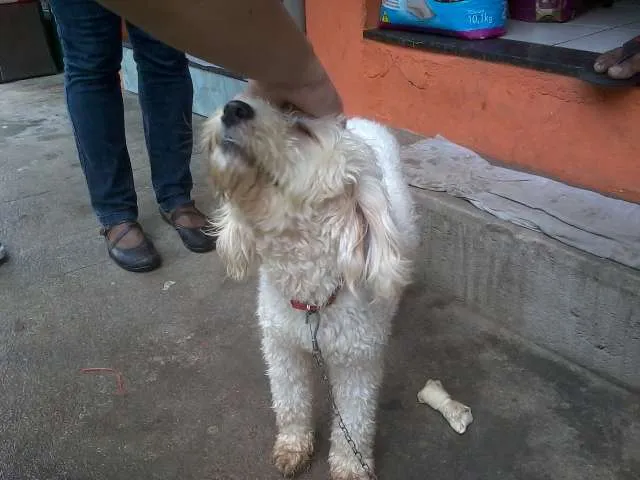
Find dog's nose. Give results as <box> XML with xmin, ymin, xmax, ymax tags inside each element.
<box><xmin>222</xmin><ymin>100</ymin><xmax>254</xmax><ymax>127</ymax></box>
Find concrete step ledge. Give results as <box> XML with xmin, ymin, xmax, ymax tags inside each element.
<box><xmin>411</xmin><ymin>187</ymin><xmax>640</xmax><ymax>391</ymax></box>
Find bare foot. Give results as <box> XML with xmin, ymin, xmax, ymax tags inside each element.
<box><xmin>594</xmin><ymin>36</ymin><xmax>640</xmax><ymax>80</ymax></box>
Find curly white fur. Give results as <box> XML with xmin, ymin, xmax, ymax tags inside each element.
<box><xmin>203</xmin><ymin>97</ymin><xmax>419</xmax><ymax>479</ymax></box>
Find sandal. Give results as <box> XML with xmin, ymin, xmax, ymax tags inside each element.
<box><xmin>100</xmin><ymin>221</ymin><xmax>161</xmax><ymax>273</ymax></box>
<box><xmin>160</xmin><ymin>204</ymin><xmax>216</xmax><ymax>253</ymax></box>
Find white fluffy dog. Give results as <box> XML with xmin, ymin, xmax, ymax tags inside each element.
<box><xmin>203</xmin><ymin>97</ymin><xmax>418</xmax><ymax>480</ymax></box>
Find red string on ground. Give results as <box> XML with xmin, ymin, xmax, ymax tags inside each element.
<box><xmin>80</xmin><ymin>367</ymin><xmax>127</xmax><ymax>395</ymax></box>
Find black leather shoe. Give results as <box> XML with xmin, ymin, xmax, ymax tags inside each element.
<box><xmin>0</xmin><ymin>242</ymin><xmax>7</xmax><ymax>265</ymax></box>
<box><xmin>100</xmin><ymin>221</ymin><xmax>162</xmax><ymax>273</ymax></box>
<box><xmin>160</xmin><ymin>204</ymin><xmax>216</xmax><ymax>253</ymax></box>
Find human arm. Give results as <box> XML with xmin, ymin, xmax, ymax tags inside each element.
<box><xmin>95</xmin><ymin>0</ymin><xmax>343</xmax><ymax>116</ymax></box>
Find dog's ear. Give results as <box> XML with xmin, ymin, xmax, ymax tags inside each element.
<box><xmin>338</xmin><ymin>172</ymin><xmax>412</xmax><ymax>300</ymax></box>
<box><xmin>213</xmin><ymin>204</ymin><xmax>256</xmax><ymax>281</ymax></box>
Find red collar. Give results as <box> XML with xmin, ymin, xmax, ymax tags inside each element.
<box><xmin>290</xmin><ymin>285</ymin><xmax>341</xmax><ymax>312</ymax></box>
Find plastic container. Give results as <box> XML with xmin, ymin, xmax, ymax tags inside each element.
<box><xmin>379</xmin><ymin>0</ymin><xmax>508</xmax><ymax>40</ymax></box>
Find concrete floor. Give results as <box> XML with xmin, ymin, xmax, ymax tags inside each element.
<box><xmin>1</xmin><ymin>76</ymin><xmax>639</xmax><ymax>480</ymax></box>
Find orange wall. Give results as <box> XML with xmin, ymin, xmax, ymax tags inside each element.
<box><xmin>306</xmin><ymin>0</ymin><xmax>640</xmax><ymax>203</ymax></box>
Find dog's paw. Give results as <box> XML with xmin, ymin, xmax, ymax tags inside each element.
<box><xmin>329</xmin><ymin>455</ymin><xmax>375</xmax><ymax>480</ymax></box>
<box><xmin>273</xmin><ymin>432</ymin><xmax>314</xmax><ymax>477</ymax></box>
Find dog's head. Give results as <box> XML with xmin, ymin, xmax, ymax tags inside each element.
<box><xmin>203</xmin><ymin>96</ymin><xmax>352</xmax><ymax>218</ymax></box>
<box><xmin>203</xmin><ymin>97</ymin><xmax>411</xmax><ymax>299</ymax></box>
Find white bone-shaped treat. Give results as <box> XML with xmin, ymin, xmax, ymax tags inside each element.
<box><xmin>417</xmin><ymin>379</ymin><xmax>473</xmax><ymax>434</ymax></box>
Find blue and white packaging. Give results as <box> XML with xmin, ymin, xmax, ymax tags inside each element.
<box><xmin>379</xmin><ymin>0</ymin><xmax>507</xmax><ymax>40</ymax></box>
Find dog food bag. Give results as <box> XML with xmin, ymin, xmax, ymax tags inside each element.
<box><xmin>379</xmin><ymin>0</ymin><xmax>507</xmax><ymax>40</ymax></box>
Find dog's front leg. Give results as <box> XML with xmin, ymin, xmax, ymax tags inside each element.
<box><xmin>327</xmin><ymin>352</ymin><xmax>383</xmax><ymax>480</ymax></box>
<box><xmin>262</xmin><ymin>333</ymin><xmax>315</xmax><ymax>477</ymax></box>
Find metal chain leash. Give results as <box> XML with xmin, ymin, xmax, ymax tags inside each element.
<box><xmin>306</xmin><ymin>310</ymin><xmax>379</xmax><ymax>480</ymax></box>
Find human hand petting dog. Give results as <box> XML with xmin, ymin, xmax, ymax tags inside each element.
<box><xmin>93</xmin><ymin>0</ymin><xmax>344</xmax><ymax>117</ymax></box>
<box><xmin>246</xmin><ymin>67</ymin><xmax>343</xmax><ymax>119</ymax></box>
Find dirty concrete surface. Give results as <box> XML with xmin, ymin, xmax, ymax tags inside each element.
<box><xmin>0</xmin><ymin>76</ymin><xmax>639</xmax><ymax>480</ymax></box>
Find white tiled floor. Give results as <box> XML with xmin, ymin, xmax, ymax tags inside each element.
<box><xmin>560</xmin><ymin>23</ymin><xmax>640</xmax><ymax>52</ymax></box>
<box><xmin>503</xmin><ymin>0</ymin><xmax>640</xmax><ymax>52</ymax></box>
<box><xmin>503</xmin><ymin>21</ymin><xmax>606</xmax><ymax>45</ymax></box>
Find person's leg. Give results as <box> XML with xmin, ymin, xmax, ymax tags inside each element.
<box><xmin>126</xmin><ymin>23</ymin><xmax>194</xmax><ymax>213</ymax></box>
<box><xmin>49</xmin><ymin>0</ymin><xmax>161</xmax><ymax>271</ymax></box>
<box><xmin>126</xmin><ymin>23</ymin><xmax>215</xmax><ymax>253</ymax></box>
<box><xmin>50</xmin><ymin>0</ymin><xmax>136</xmax><ymax>227</ymax></box>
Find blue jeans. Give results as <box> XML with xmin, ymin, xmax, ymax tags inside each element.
<box><xmin>49</xmin><ymin>0</ymin><xmax>194</xmax><ymax>227</ymax></box>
